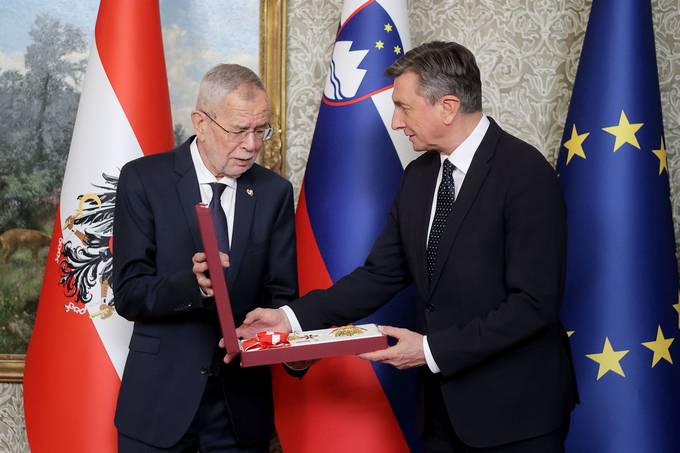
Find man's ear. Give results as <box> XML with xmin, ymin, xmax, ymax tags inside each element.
<box><xmin>191</xmin><ymin>110</ymin><xmax>206</xmax><ymax>140</ymax></box>
<box><xmin>440</xmin><ymin>95</ymin><xmax>460</xmax><ymax>125</ymax></box>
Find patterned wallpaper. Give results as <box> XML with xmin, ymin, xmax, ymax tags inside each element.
<box><xmin>2</xmin><ymin>1</ymin><xmax>679</xmax><ymax>450</ymax></box>
<box><xmin>285</xmin><ymin>0</ymin><xmax>680</xmax><ymax>262</ymax></box>
<box><xmin>0</xmin><ymin>384</ymin><xmax>26</xmax><ymax>452</ymax></box>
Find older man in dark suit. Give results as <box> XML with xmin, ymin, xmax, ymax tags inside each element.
<box><xmin>222</xmin><ymin>42</ymin><xmax>578</xmax><ymax>452</ymax></box>
<box><xmin>113</xmin><ymin>64</ymin><xmax>298</xmax><ymax>452</ymax></box>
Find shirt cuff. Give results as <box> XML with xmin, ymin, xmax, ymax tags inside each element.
<box><xmin>280</xmin><ymin>305</ymin><xmax>303</xmax><ymax>333</ymax></box>
<box><xmin>423</xmin><ymin>336</ymin><xmax>441</xmax><ymax>374</ymax></box>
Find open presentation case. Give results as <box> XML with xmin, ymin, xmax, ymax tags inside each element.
<box><xmin>195</xmin><ymin>204</ymin><xmax>387</xmax><ymax>367</ymax></box>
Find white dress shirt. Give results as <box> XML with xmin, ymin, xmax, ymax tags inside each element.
<box><xmin>283</xmin><ymin>116</ymin><xmax>491</xmax><ymax>374</ymax></box>
<box><xmin>422</xmin><ymin>115</ymin><xmax>490</xmax><ymax>373</ymax></box>
<box><xmin>190</xmin><ymin>138</ymin><xmax>236</xmax><ymax>248</ymax></box>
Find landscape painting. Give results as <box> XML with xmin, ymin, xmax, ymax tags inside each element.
<box><xmin>0</xmin><ymin>0</ymin><xmax>259</xmax><ymax>366</ymax></box>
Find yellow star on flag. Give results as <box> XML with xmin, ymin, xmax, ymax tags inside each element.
<box><xmin>393</xmin><ymin>45</ymin><xmax>401</xmax><ymax>55</ymax></box>
<box><xmin>673</xmin><ymin>293</ymin><xmax>680</xmax><ymax>329</ymax></box>
<box><xmin>602</xmin><ymin>110</ymin><xmax>643</xmax><ymax>152</ymax></box>
<box><xmin>652</xmin><ymin>137</ymin><xmax>668</xmax><ymax>175</ymax></box>
<box><xmin>567</xmin><ymin>330</ymin><xmax>575</xmax><ymax>338</ymax></box>
<box><xmin>641</xmin><ymin>325</ymin><xmax>674</xmax><ymax>367</ymax></box>
<box><xmin>563</xmin><ymin>124</ymin><xmax>589</xmax><ymax>165</ymax></box>
<box><xmin>384</xmin><ymin>23</ymin><xmax>393</xmax><ymax>32</ymax></box>
<box><xmin>586</xmin><ymin>337</ymin><xmax>629</xmax><ymax>380</ymax></box>
<box><xmin>375</xmin><ymin>40</ymin><xmax>384</xmax><ymax>50</ymax></box>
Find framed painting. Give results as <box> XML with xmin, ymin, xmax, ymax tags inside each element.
<box><xmin>0</xmin><ymin>0</ymin><xmax>287</xmax><ymax>382</ymax></box>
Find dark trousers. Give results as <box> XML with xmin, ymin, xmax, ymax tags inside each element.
<box><xmin>421</xmin><ymin>377</ymin><xmax>568</xmax><ymax>453</ymax></box>
<box><xmin>118</xmin><ymin>375</ymin><xmax>268</xmax><ymax>453</ymax></box>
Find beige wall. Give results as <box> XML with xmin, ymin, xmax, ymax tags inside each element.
<box><xmin>3</xmin><ymin>1</ymin><xmax>679</xmax><ymax>450</ymax></box>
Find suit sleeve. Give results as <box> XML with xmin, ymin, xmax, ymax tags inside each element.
<box><xmin>112</xmin><ymin>163</ymin><xmax>203</xmax><ymax>321</ymax></box>
<box><xmin>262</xmin><ymin>182</ymin><xmax>298</xmax><ymax>309</ymax></box>
<box><xmin>428</xmin><ymin>154</ymin><xmax>567</xmax><ymax>378</ymax></box>
<box><xmin>289</xmin><ymin>180</ymin><xmax>412</xmax><ymax>330</ymax></box>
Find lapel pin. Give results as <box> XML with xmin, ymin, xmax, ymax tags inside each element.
<box><xmin>246</xmin><ymin>188</ymin><xmax>254</xmax><ymax>197</ymax></box>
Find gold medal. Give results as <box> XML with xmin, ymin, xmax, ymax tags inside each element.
<box><xmin>329</xmin><ymin>325</ymin><xmax>367</xmax><ymax>337</ymax></box>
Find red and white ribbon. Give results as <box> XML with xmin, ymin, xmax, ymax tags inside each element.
<box><xmin>242</xmin><ymin>331</ymin><xmax>290</xmax><ymax>351</ymax></box>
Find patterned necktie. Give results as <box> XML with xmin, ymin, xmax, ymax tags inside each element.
<box><xmin>426</xmin><ymin>159</ymin><xmax>455</xmax><ymax>281</ymax></box>
<box><xmin>209</xmin><ymin>182</ymin><xmax>230</xmax><ymax>253</ymax></box>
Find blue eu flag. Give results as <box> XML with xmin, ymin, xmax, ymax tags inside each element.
<box><xmin>557</xmin><ymin>1</ymin><xmax>679</xmax><ymax>451</ymax></box>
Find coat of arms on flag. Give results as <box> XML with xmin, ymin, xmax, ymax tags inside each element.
<box><xmin>59</xmin><ymin>174</ymin><xmax>118</xmax><ymax>314</ymax></box>
<box><xmin>273</xmin><ymin>1</ymin><xmax>421</xmax><ymax>452</ymax></box>
<box><xmin>23</xmin><ymin>1</ymin><xmax>174</xmax><ymax>451</ymax></box>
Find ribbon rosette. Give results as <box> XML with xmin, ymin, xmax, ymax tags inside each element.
<box><xmin>241</xmin><ymin>331</ymin><xmax>290</xmax><ymax>352</ymax></box>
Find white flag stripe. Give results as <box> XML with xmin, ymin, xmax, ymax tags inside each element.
<box><xmin>371</xmin><ymin>88</ymin><xmax>419</xmax><ymax>169</ymax></box>
<box><xmin>60</xmin><ymin>37</ymin><xmax>139</xmax><ymax>379</ymax></box>
<box><xmin>340</xmin><ymin>0</ymin><xmax>370</xmax><ymax>27</ymax></box>
<box><xmin>377</xmin><ymin>0</ymin><xmax>411</xmax><ymax>50</ymax></box>
<box><xmin>373</xmin><ymin>0</ymin><xmax>416</xmax><ymax>168</ymax></box>
<box><xmin>60</xmin><ymin>40</ymin><xmax>144</xmax><ymax>219</ymax></box>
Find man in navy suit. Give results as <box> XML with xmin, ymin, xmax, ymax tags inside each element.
<box><xmin>222</xmin><ymin>42</ymin><xmax>578</xmax><ymax>452</ymax></box>
<box><xmin>112</xmin><ymin>64</ymin><xmax>298</xmax><ymax>452</ymax></box>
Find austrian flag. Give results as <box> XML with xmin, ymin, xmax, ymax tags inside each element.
<box><xmin>23</xmin><ymin>1</ymin><xmax>174</xmax><ymax>451</ymax></box>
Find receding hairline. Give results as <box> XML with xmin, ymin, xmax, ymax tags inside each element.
<box><xmin>195</xmin><ymin>64</ymin><xmax>267</xmax><ymax>112</ymax></box>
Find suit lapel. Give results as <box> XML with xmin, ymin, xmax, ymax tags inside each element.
<box><xmin>414</xmin><ymin>153</ymin><xmax>441</xmax><ymax>296</ymax></box>
<box><xmin>228</xmin><ymin>169</ymin><xmax>256</xmax><ymax>288</ymax></box>
<box><xmin>426</xmin><ymin>119</ymin><xmax>502</xmax><ymax>299</ymax></box>
<box><xmin>174</xmin><ymin>140</ymin><xmax>203</xmax><ymax>250</ymax></box>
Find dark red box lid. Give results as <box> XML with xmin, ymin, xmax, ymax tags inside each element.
<box><xmin>195</xmin><ymin>204</ymin><xmax>387</xmax><ymax>367</ymax></box>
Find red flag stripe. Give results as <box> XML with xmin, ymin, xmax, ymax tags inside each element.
<box><xmin>95</xmin><ymin>0</ymin><xmax>174</xmax><ymax>155</ymax></box>
<box><xmin>24</xmin><ymin>2</ymin><xmax>174</xmax><ymax>451</ymax></box>
<box><xmin>273</xmin><ymin>356</ymin><xmax>409</xmax><ymax>453</ymax></box>
<box><xmin>295</xmin><ymin>186</ymin><xmax>334</xmax><ymax>295</ymax></box>
<box><xmin>274</xmin><ymin>187</ymin><xmax>409</xmax><ymax>453</ymax></box>
<box><xmin>24</xmin><ymin>212</ymin><xmax>121</xmax><ymax>452</ymax></box>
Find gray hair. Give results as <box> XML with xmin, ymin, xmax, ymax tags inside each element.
<box><xmin>386</xmin><ymin>41</ymin><xmax>482</xmax><ymax>113</ymax></box>
<box><xmin>196</xmin><ymin>64</ymin><xmax>266</xmax><ymax>111</ymax></box>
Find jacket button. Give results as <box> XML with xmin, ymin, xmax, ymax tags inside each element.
<box><xmin>200</xmin><ymin>367</ymin><xmax>209</xmax><ymax>375</ymax></box>
<box><xmin>425</xmin><ymin>303</ymin><xmax>435</xmax><ymax>312</ymax></box>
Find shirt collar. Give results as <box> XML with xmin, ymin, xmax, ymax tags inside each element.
<box><xmin>190</xmin><ymin>137</ymin><xmax>236</xmax><ymax>188</ymax></box>
<box><xmin>441</xmin><ymin>115</ymin><xmax>490</xmax><ymax>174</ymax></box>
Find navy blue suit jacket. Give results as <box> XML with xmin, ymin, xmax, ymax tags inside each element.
<box><xmin>112</xmin><ymin>137</ymin><xmax>297</xmax><ymax>448</ymax></box>
<box><xmin>289</xmin><ymin>119</ymin><xmax>577</xmax><ymax>448</ymax></box>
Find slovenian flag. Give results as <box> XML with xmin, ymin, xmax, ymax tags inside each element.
<box><xmin>272</xmin><ymin>1</ymin><xmax>420</xmax><ymax>452</ymax></box>
<box><xmin>23</xmin><ymin>1</ymin><xmax>174</xmax><ymax>451</ymax></box>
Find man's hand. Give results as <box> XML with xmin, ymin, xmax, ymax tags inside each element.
<box><xmin>218</xmin><ymin>337</ymin><xmax>240</xmax><ymax>365</ymax></box>
<box><xmin>218</xmin><ymin>308</ymin><xmax>293</xmax><ymax>364</ymax></box>
<box><xmin>358</xmin><ymin>326</ymin><xmax>426</xmax><ymax>369</ymax></box>
<box><xmin>235</xmin><ymin>308</ymin><xmax>292</xmax><ymax>340</ymax></box>
<box><xmin>192</xmin><ymin>251</ymin><xmax>229</xmax><ymax>296</ymax></box>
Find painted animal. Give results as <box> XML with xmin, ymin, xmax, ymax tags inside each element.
<box><xmin>0</xmin><ymin>228</ymin><xmax>51</xmax><ymax>263</ymax></box>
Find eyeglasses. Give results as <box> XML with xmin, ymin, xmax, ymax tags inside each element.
<box><xmin>199</xmin><ymin>110</ymin><xmax>273</xmax><ymax>142</ymax></box>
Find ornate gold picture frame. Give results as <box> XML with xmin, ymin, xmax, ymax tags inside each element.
<box><xmin>0</xmin><ymin>0</ymin><xmax>287</xmax><ymax>383</ymax></box>
<box><xmin>260</xmin><ymin>0</ymin><xmax>287</xmax><ymax>176</ymax></box>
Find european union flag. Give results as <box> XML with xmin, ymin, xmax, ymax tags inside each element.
<box><xmin>556</xmin><ymin>1</ymin><xmax>679</xmax><ymax>451</ymax></box>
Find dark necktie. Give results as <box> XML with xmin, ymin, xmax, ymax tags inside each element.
<box><xmin>209</xmin><ymin>182</ymin><xmax>230</xmax><ymax>253</ymax></box>
<box><xmin>426</xmin><ymin>159</ymin><xmax>455</xmax><ymax>281</ymax></box>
